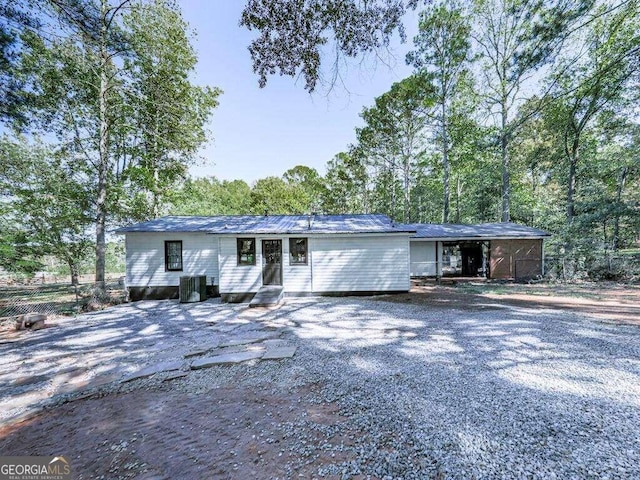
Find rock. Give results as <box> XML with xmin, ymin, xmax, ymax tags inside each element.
<box><xmin>162</xmin><ymin>372</ymin><xmax>188</xmax><ymax>382</ymax></box>
<box><xmin>190</xmin><ymin>350</ymin><xmax>264</xmax><ymax>369</ymax></box>
<box><xmin>121</xmin><ymin>360</ymin><xmax>184</xmax><ymax>383</ymax></box>
<box><xmin>262</xmin><ymin>346</ymin><xmax>297</xmax><ymax>360</ymax></box>
<box><xmin>218</xmin><ymin>332</ymin><xmax>278</xmax><ymax>348</ymax></box>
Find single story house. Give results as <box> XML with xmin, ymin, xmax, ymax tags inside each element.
<box><xmin>404</xmin><ymin>223</ymin><xmax>551</xmax><ymax>280</ymax></box>
<box><xmin>116</xmin><ymin>214</ymin><xmax>415</xmax><ymax>302</ymax></box>
<box><xmin>116</xmin><ymin>215</ymin><xmax>550</xmax><ymax>302</ymax></box>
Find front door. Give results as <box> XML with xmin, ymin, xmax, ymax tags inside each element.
<box><xmin>262</xmin><ymin>239</ymin><xmax>282</xmax><ymax>285</ymax></box>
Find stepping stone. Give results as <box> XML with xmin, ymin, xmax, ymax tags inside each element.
<box><xmin>262</xmin><ymin>338</ymin><xmax>289</xmax><ymax>347</ymax></box>
<box><xmin>205</xmin><ymin>344</ymin><xmax>265</xmax><ymax>357</ymax></box>
<box><xmin>249</xmin><ymin>286</ymin><xmax>284</xmax><ymax>307</ymax></box>
<box><xmin>184</xmin><ymin>348</ymin><xmax>211</xmax><ymax>358</ymax></box>
<box><xmin>162</xmin><ymin>372</ymin><xmax>188</xmax><ymax>382</ymax></box>
<box><xmin>121</xmin><ymin>360</ymin><xmax>184</xmax><ymax>383</ymax></box>
<box><xmin>219</xmin><ymin>332</ymin><xmax>278</xmax><ymax>348</ymax></box>
<box><xmin>262</xmin><ymin>346</ymin><xmax>297</xmax><ymax>360</ymax></box>
<box><xmin>87</xmin><ymin>372</ymin><xmax>123</xmax><ymax>389</ymax></box>
<box><xmin>190</xmin><ymin>350</ymin><xmax>264</xmax><ymax>370</ymax></box>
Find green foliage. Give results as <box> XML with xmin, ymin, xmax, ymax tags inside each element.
<box><xmin>353</xmin><ymin>74</ymin><xmax>433</xmax><ymax>222</ymax></box>
<box><xmin>239</xmin><ymin>0</ymin><xmax>409</xmax><ymax>92</ymax></box>
<box><xmin>407</xmin><ymin>1</ymin><xmax>472</xmax><ymax>223</ymax></box>
<box><xmin>322</xmin><ymin>153</ymin><xmax>369</xmax><ymax>214</ymax></box>
<box><xmin>121</xmin><ymin>0</ymin><xmax>221</xmax><ymax>219</ymax></box>
<box><xmin>250</xmin><ymin>176</ymin><xmax>308</xmax><ymax>215</ymax></box>
<box><xmin>0</xmin><ymin>136</ymin><xmax>93</xmax><ymax>282</ymax></box>
<box><xmin>3</xmin><ymin>0</ymin><xmax>220</xmax><ymax>285</ymax></box>
<box><xmin>170</xmin><ymin>177</ymin><xmax>252</xmax><ymax>215</ymax></box>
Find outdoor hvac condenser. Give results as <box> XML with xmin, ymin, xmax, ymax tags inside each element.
<box><xmin>179</xmin><ymin>275</ymin><xmax>207</xmax><ymax>303</ymax></box>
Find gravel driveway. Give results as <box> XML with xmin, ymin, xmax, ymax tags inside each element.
<box><xmin>1</xmin><ymin>294</ymin><xmax>639</xmax><ymax>479</ymax></box>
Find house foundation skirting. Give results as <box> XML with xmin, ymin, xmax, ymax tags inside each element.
<box><xmin>129</xmin><ymin>288</ymin><xmax>407</xmax><ymax>303</ymax></box>
<box><xmin>128</xmin><ymin>285</ymin><xmax>219</xmax><ymax>301</ymax></box>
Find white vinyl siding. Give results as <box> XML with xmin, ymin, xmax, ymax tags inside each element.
<box><xmin>283</xmin><ymin>237</ymin><xmax>312</xmax><ymax>292</ymax></box>
<box><xmin>125</xmin><ymin>233</ymin><xmax>218</xmax><ymax>287</ymax></box>
<box><xmin>409</xmin><ymin>241</ymin><xmax>437</xmax><ymax>276</ymax></box>
<box><xmin>311</xmin><ymin>236</ymin><xmax>410</xmax><ymax>292</ymax></box>
<box><xmin>219</xmin><ymin>236</ymin><xmax>312</xmax><ymax>293</ymax></box>
<box><xmin>219</xmin><ymin>237</ymin><xmax>262</xmax><ymax>293</ymax></box>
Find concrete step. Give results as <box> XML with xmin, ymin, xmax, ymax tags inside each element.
<box><xmin>250</xmin><ymin>286</ymin><xmax>285</xmax><ymax>308</ymax></box>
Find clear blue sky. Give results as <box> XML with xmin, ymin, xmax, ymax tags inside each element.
<box><xmin>181</xmin><ymin>1</ymin><xmax>417</xmax><ymax>184</ymax></box>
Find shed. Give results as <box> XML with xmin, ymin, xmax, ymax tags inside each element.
<box><xmin>403</xmin><ymin>223</ymin><xmax>551</xmax><ymax>280</ymax></box>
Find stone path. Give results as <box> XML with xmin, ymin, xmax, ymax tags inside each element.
<box><xmin>0</xmin><ymin>299</ymin><xmax>297</xmax><ymax>425</ymax></box>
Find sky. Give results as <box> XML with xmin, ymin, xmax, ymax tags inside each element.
<box><xmin>180</xmin><ymin>1</ymin><xmax>418</xmax><ymax>184</ymax></box>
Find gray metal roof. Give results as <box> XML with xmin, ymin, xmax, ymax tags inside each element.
<box><xmin>403</xmin><ymin>222</ymin><xmax>550</xmax><ymax>239</ymax></box>
<box><xmin>115</xmin><ymin>214</ymin><xmax>416</xmax><ymax>235</ymax></box>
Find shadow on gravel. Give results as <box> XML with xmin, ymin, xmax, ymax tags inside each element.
<box><xmin>1</xmin><ymin>295</ymin><xmax>639</xmax><ymax>478</ymax></box>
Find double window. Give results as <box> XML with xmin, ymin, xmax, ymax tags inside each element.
<box><xmin>237</xmin><ymin>238</ymin><xmax>256</xmax><ymax>265</ymax></box>
<box><xmin>289</xmin><ymin>238</ymin><xmax>308</xmax><ymax>265</ymax></box>
<box><xmin>164</xmin><ymin>240</ymin><xmax>183</xmax><ymax>271</ymax></box>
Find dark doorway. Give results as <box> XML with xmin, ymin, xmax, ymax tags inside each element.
<box><xmin>262</xmin><ymin>240</ymin><xmax>282</xmax><ymax>285</ymax></box>
<box><xmin>442</xmin><ymin>241</ymin><xmax>488</xmax><ymax>277</ymax></box>
<box><xmin>460</xmin><ymin>245</ymin><xmax>483</xmax><ymax>276</ymax></box>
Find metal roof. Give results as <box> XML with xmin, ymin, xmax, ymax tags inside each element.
<box><xmin>115</xmin><ymin>214</ymin><xmax>416</xmax><ymax>235</ymax></box>
<box><xmin>403</xmin><ymin>222</ymin><xmax>551</xmax><ymax>239</ymax></box>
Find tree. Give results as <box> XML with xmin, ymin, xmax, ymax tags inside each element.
<box><xmin>0</xmin><ymin>137</ymin><xmax>93</xmax><ymax>284</ymax></box>
<box><xmin>169</xmin><ymin>177</ymin><xmax>252</xmax><ymax>215</ymax></box>
<box><xmin>250</xmin><ymin>176</ymin><xmax>308</xmax><ymax>214</ymax></box>
<box><xmin>11</xmin><ymin>0</ymin><xmax>220</xmax><ymax>290</ymax></box>
<box><xmin>354</xmin><ymin>75</ymin><xmax>432</xmax><ymax>222</ymax></box>
<box><xmin>321</xmin><ymin>152</ymin><xmax>369</xmax><ymax>214</ymax></box>
<box><xmin>121</xmin><ymin>0</ymin><xmax>221</xmax><ymax>219</ymax></box>
<box><xmin>545</xmin><ymin>1</ymin><xmax>640</xmax><ymax>227</ymax></box>
<box><xmin>471</xmin><ymin>0</ymin><xmax>593</xmax><ymax>222</ymax></box>
<box><xmin>407</xmin><ymin>1</ymin><xmax>472</xmax><ymax>223</ymax></box>
<box><xmin>283</xmin><ymin>165</ymin><xmax>326</xmax><ymax>212</ymax></box>
<box><xmin>239</xmin><ymin>0</ymin><xmax>409</xmax><ymax>92</ymax></box>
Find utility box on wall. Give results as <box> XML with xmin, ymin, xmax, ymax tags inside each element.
<box><xmin>179</xmin><ymin>275</ymin><xmax>207</xmax><ymax>303</ymax></box>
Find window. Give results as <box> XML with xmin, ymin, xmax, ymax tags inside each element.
<box><xmin>237</xmin><ymin>238</ymin><xmax>256</xmax><ymax>265</ymax></box>
<box><xmin>289</xmin><ymin>238</ymin><xmax>308</xmax><ymax>265</ymax></box>
<box><xmin>165</xmin><ymin>240</ymin><xmax>183</xmax><ymax>271</ymax></box>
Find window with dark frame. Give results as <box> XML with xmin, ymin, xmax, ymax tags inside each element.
<box><xmin>165</xmin><ymin>240</ymin><xmax>183</xmax><ymax>271</ymax></box>
<box><xmin>237</xmin><ymin>238</ymin><xmax>256</xmax><ymax>265</ymax></box>
<box><xmin>289</xmin><ymin>238</ymin><xmax>308</xmax><ymax>265</ymax></box>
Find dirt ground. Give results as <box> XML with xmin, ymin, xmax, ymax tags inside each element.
<box><xmin>1</xmin><ymin>282</ymin><xmax>638</xmax><ymax>479</ymax></box>
<box><xmin>0</xmin><ymin>382</ymin><xmax>349</xmax><ymax>480</ymax></box>
<box><xmin>384</xmin><ymin>280</ymin><xmax>640</xmax><ymax>326</ymax></box>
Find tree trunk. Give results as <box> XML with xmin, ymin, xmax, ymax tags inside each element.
<box><xmin>68</xmin><ymin>260</ymin><xmax>79</xmax><ymax>286</ymax></box>
<box><xmin>442</xmin><ymin>102</ymin><xmax>450</xmax><ymax>223</ymax></box>
<box><xmin>95</xmin><ymin>0</ymin><xmax>109</xmax><ymax>291</ymax></box>
<box><xmin>403</xmin><ymin>155</ymin><xmax>410</xmax><ymax>223</ymax></box>
<box><xmin>566</xmin><ymin>141</ymin><xmax>579</xmax><ymax>225</ymax></box>
<box><xmin>455</xmin><ymin>176</ymin><xmax>461</xmax><ymax>223</ymax></box>
<box><xmin>500</xmin><ymin>103</ymin><xmax>510</xmax><ymax>222</ymax></box>
<box><xmin>613</xmin><ymin>166</ymin><xmax>628</xmax><ymax>251</ymax></box>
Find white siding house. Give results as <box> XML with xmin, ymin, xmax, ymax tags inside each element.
<box><xmin>125</xmin><ymin>232</ymin><xmax>219</xmax><ymax>297</ymax></box>
<box><xmin>312</xmin><ymin>235</ymin><xmax>409</xmax><ymax>292</ymax></box>
<box><xmin>116</xmin><ymin>215</ymin><xmax>414</xmax><ymax>302</ymax></box>
<box><xmin>409</xmin><ymin>240</ymin><xmax>437</xmax><ymax>277</ymax></box>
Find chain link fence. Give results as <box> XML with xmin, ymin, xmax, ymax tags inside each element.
<box><xmin>0</xmin><ymin>278</ymin><xmax>127</xmax><ymax>320</ymax></box>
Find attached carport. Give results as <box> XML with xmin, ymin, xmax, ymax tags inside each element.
<box><xmin>403</xmin><ymin>223</ymin><xmax>551</xmax><ymax>280</ymax></box>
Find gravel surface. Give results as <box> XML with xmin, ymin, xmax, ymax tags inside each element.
<box><xmin>2</xmin><ymin>294</ymin><xmax>640</xmax><ymax>478</ymax></box>
<box><xmin>229</xmin><ymin>297</ymin><xmax>640</xmax><ymax>479</ymax></box>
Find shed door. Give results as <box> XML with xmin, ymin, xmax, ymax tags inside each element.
<box><xmin>262</xmin><ymin>240</ymin><xmax>282</xmax><ymax>285</ymax></box>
